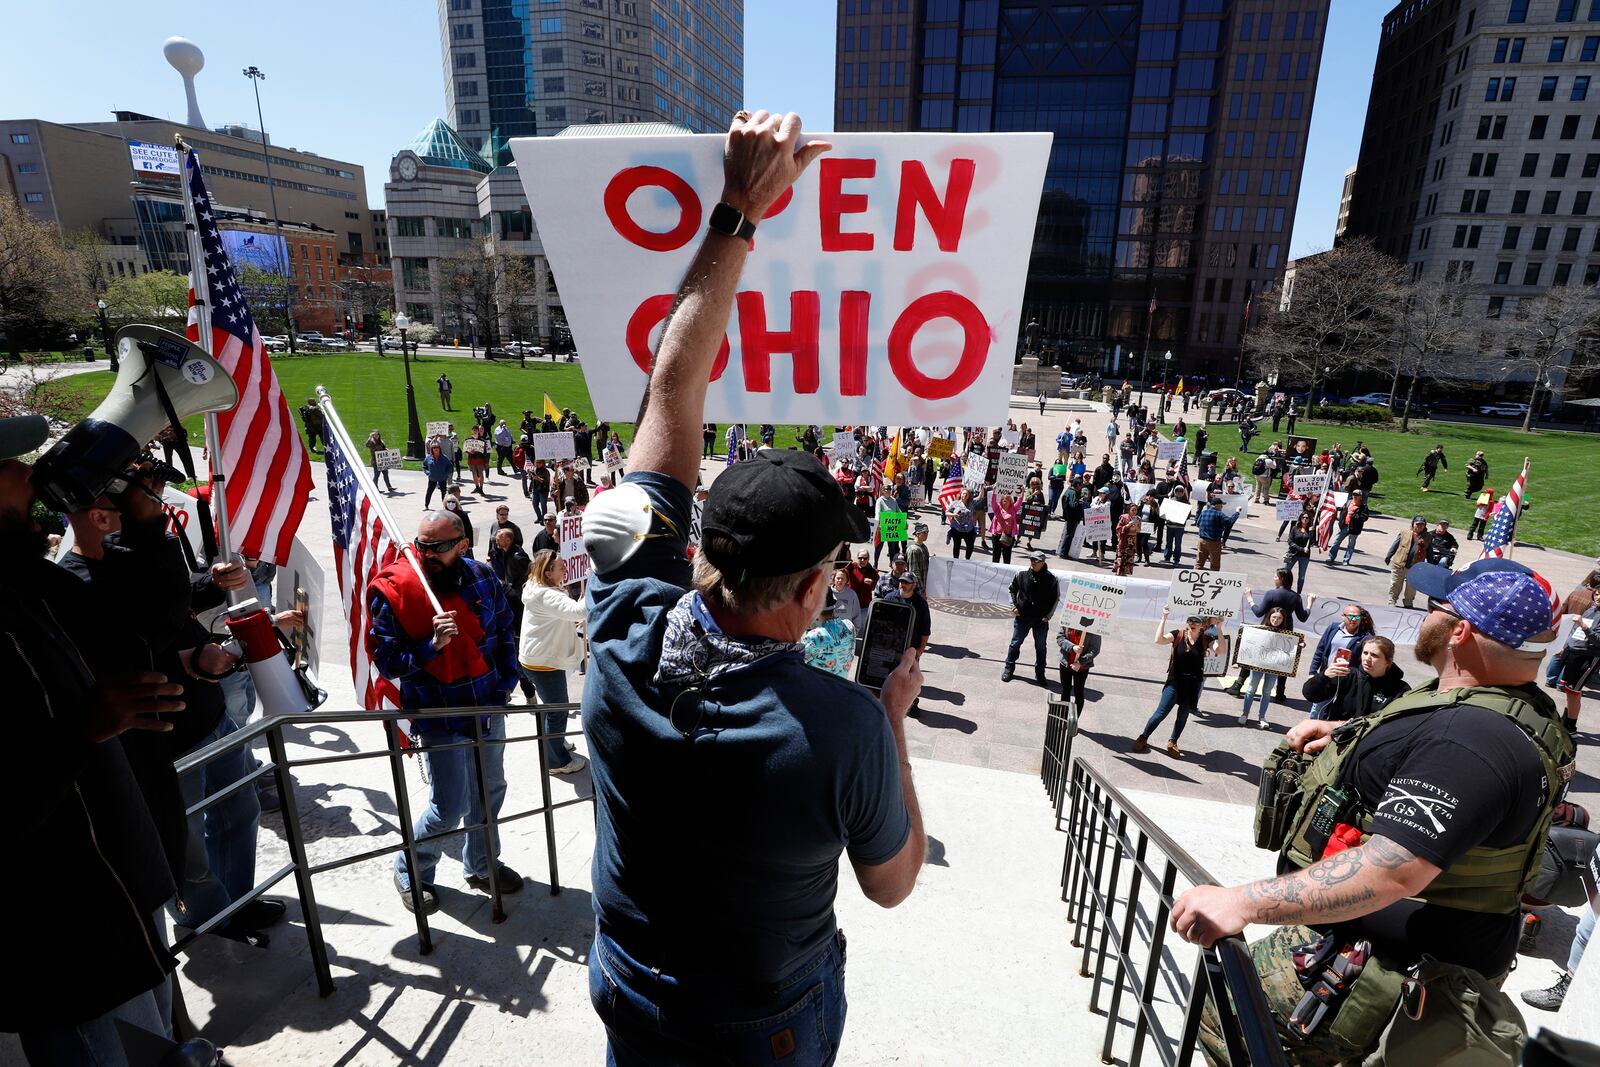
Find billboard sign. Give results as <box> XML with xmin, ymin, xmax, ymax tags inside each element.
<box><xmin>220</xmin><ymin>230</ymin><xmax>290</xmax><ymax>275</ymax></box>
<box><xmin>128</xmin><ymin>140</ymin><xmax>182</xmax><ymax>180</ymax></box>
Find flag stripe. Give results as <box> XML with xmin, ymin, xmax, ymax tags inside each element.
<box><xmin>184</xmin><ymin>148</ymin><xmax>311</xmax><ymax>565</ymax></box>
<box><xmin>1478</xmin><ymin>459</ymin><xmax>1528</xmax><ymax>561</ymax></box>
<box><xmin>326</xmin><ymin>425</ymin><xmax>402</xmax><ymax>712</ymax></box>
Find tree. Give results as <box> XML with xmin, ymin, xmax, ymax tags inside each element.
<box><xmin>497</xmin><ymin>255</ymin><xmax>539</xmax><ymax>365</ymax></box>
<box><xmin>335</xmin><ymin>264</ymin><xmax>395</xmax><ymax>337</ymax></box>
<box><xmin>437</xmin><ymin>248</ymin><xmax>539</xmax><ymax>356</ymax></box>
<box><xmin>1243</xmin><ymin>237</ymin><xmax>1404</xmax><ymax>415</ymax></box>
<box><xmin>102</xmin><ymin>270</ymin><xmax>191</xmax><ymax>333</ymax></box>
<box><xmin>0</xmin><ymin>195</ymin><xmax>90</xmax><ymax>361</ymax></box>
<box><xmin>1386</xmin><ymin>277</ymin><xmax>1484</xmax><ymax>431</ymax></box>
<box><xmin>1497</xmin><ymin>285</ymin><xmax>1600</xmax><ymax>431</ymax></box>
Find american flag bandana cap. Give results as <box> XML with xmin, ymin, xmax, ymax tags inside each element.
<box><xmin>1409</xmin><ymin>559</ymin><xmax>1556</xmax><ymax>648</ymax></box>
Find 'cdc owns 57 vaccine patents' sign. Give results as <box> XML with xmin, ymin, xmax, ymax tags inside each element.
<box><xmin>511</xmin><ymin>132</ymin><xmax>1051</xmax><ymax>425</ymax></box>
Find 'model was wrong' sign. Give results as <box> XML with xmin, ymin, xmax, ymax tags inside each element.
<box><xmin>511</xmin><ymin>132</ymin><xmax>1052</xmax><ymax>424</ymax></box>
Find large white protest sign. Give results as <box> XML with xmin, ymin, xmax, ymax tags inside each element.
<box><xmin>1166</xmin><ymin>568</ymin><xmax>1248</xmax><ymax>624</ymax></box>
<box><xmin>1159</xmin><ymin>498</ymin><xmax>1193</xmax><ymax>526</ymax></box>
<box><xmin>533</xmin><ymin>431</ymin><xmax>577</xmax><ymax>460</ymax></box>
<box><xmin>1064</xmin><ymin>574</ymin><xmax>1126</xmax><ymax>631</ymax></box>
<box><xmin>1125</xmin><ymin>482</ymin><xmax>1153</xmax><ymax>506</ymax></box>
<box><xmin>1275</xmin><ymin>499</ymin><xmax>1304</xmax><ymax>522</ymax></box>
<box><xmin>962</xmin><ymin>453</ymin><xmax>989</xmax><ymax>493</ymax></box>
<box><xmin>373</xmin><ymin>449</ymin><xmax>403</xmax><ymax>471</ymax></box>
<box><xmin>1220</xmin><ymin>493</ymin><xmax>1252</xmax><ymax>520</ymax></box>
<box><xmin>1081</xmin><ymin>503</ymin><xmax>1112</xmax><ymax>542</ymax></box>
<box><xmin>994</xmin><ymin>452</ymin><xmax>1028</xmax><ymax>495</ymax></box>
<box><xmin>1292</xmin><ymin>473</ymin><xmax>1330</xmax><ymax>496</ymax></box>
<box><xmin>999</xmin><ymin>428</ymin><xmax>1020</xmax><ymax>448</ymax></box>
<box><xmin>831</xmin><ymin>432</ymin><xmax>859</xmax><ymax>463</ymax></box>
<box><xmin>560</xmin><ymin>511</ymin><xmax>590</xmax><ymax>586</ymax></box>
<box><xmin>425</xmin><ymin>421</ymin><xmax>451</xmax><ymax>439</ymax></box>
<box><xmin>1156</xmin><ymin>440</ymin><xmax>1187</xmax><ymax>465</ymax></box>
<box><xmin>511</xmin><ymin>132</ymin><xmax>1052</xmax><ymax>424</ymax></box>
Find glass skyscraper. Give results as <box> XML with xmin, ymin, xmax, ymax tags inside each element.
<box><xmin>836</xmin><ymin>0</ymin><xmax>1329</xmax><ymax>379</ymax></box>
<box><xmin>442</xmin><ymin>0</ymin><xmax>745</xmax><ymax>167</ymax></box>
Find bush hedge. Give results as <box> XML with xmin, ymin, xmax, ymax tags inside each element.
<box><xmin>1313</xmin><ymin>403</ymin><xmax>1395</xmax><ymax>426</ymax></box>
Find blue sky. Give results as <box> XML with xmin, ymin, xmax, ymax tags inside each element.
<box><xmin>3</xmin><ymin>0</ymin><xmax>1375</xmax><ymax>260</ymax></box>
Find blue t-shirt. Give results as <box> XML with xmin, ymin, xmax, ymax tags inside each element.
<box><xmin>583</xmin><ymin>471</ymin><xmax>911</xmax><ymax>985</ymax></box>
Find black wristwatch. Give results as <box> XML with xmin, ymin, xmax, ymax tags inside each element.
<box><xmin>708</xmin><ymin>201</ymin><xmax>757</xmax><ymax>240</ymax></box>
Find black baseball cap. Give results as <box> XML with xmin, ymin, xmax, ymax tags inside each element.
<box><xmin>701</xmin><ymin>450</ymin><xmax>870</xmax><ymax>576</ymax></box>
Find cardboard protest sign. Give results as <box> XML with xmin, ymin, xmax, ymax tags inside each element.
<box><xmin>604</xmin><ymin>447</ymin><xmax>626</xmax><ymax>474</ymax></box>
<box><xmin>559</xmin><ymin>511</ymin><xmax>590</xmax><ymax>586</ymax></box>
<box><xmin>426</xmin><ymin>421</ymin><xmax>450</xmax><ymax>438</ymax></box>
<box><xmin>1156</xmin><ymin>439</ymin><xmax>1187</xmax><ymax>465</ymax></box>
<box><xmin>1000</xmin><ymin>428</ymin><xmax>1020</xmax><ymax>448</ymax></box>
<box><xmin>994</xmin><ymin>452</ymin><xmax>1029</xmax><ymax>495</ymax></box>
<box><xmin>928</xmin><ymin>437</ymin><xmax>954</xmax><ymax>461</ymax></box>
<box><xmin>909</xmin><ymin>483</ymin><xmax>927</xmax><ymax>509</ymax></box>
<box><xmin>1125</xmin><ymin>482</ymin><xmax>1152</xmax><ymax>505</ymax></box>
<box><xmin>1203</xmin><ymin>633</ymin><xmax>1233</xmax><ymax>677</ymax></box>
<box><xmin>1144</xmin><ymin>439</ymin><xmax>1160</xmax><ymax>462</ymax></box>
<box><xmin>832</xmin><ymin>432</ymin><xmax>859</xmax><ymax>463</ymax></box>
<box><xmin>1291</xmin><ymin>473</ymin><xmax>1329</xmax><ymax>496</ymax></box>
<box><xmin>1274</xmin><ymin>499</ymin><xmax>1303</xmax><ymax>522</ymax></box>
<box><xmin>1219</xmin><ymin>493</ymin><xmax>1251</xmax><ymax>520</ymax></box>
<box><xmin>1064</xmin><ymin>574</ymin><xmax>1126</xmax><ymax>631</ymax></box>
<box><xmin>510</xmin><ymin>132</ymin><xmax>1053</xmax><ymax>424</ymax></box>
<box><xmin>1019</xmin><ymin>502</ymin><xmax>1047</xmax><ymax>537</ymax></box>
<box><xmin>1166</xmin><ymin>568</ymin><xmax>1248</xmax><ymax>624</ymax></box>
<box><xmin>463</xmin><ymin>438</ymin><xmax>488</xmax><ymax>455</ymax></box>
<box><xmin>962</xmin><ymin>453</ymin><xmax>989</xmax><ymax>493</ymax></box>
<box><xmin>878</xmin><ymin>510</ymin><xmax>908</xmax><ymax>542</ymax></box>
<box><xmin>1233</xmin><ymin>624</ymin><xmax>1305</xmax><ymax>677</ymax></box>
<box><xmin>373</xmin><ymin>449</ymin><xmax>402</xmax><ymax>471</ymax></box>
<box><xmin>1081</xmin><ymin>504</ymin><xmax>1112</xmax><ymax>542</ymax></box>
<box><xmin>1159</xmin><ymin>498</ymin><xmax>1193</xmax><ymax>526</ymax></box>
<box><xmin>533</xmin><ymin>431</ymin><xmax>577</xmax><ymax>460</ymax></box>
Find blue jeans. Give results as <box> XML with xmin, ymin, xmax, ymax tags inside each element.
<box><xmin>1163</xmin><ymin>528</ymin><xmax>1186</xmax><ymax>563</ymax></box>
<box><xmin>1327</xmin><ymin>527</ymin><xmax>1358</xmax><ymax>563</ymax></box>
<box><xmin>590</xmin><ymin>926</ymin><xmax>847</xmax><ymax>1067</ymax></box>
<box><xmin>425</xmin><ymin>478</ymin><xmax>449</xmax><ymax>509</ymax></box>
<box><xmin>1006</xmin><ymin>617</ymin><xmax>1049</xmax><ymax>671</ymax></box>
<box><xmin>1141</xmin><ymin>683</ymin><xmax>1197</xmax><ymax>742</ymax></box>
<box><xmin>1569</xmin><ymin>909</ymin><xmax>1595</xmax><ymax>974</ymax></box>
<box><xmin>395</xmin><ymin>714</ymin><xmax>508</xmax><ymax>887</ymax></box>
<box><xmin>172</xmin><ymin>714</ymin><xmax>261</xmax><ymax>928</ymax></box>
<box><xmin>1547</xmin><ymin>650</ymin><xmax>1566</xmax><ymax>687</ymax></box>
<box><xmin>532</xmin><ymin>487</ymin><xmax>549</xmax><ymax>522</ymax></box>
<box><xmin>1287</xmin><ymin>555</ymin><xmax>1310</xmax><ymax>592</ymax></box>
<box><xmin>520</xmin><ymin>666</ymin><xmax>576</xmax><ymax>769</ymax></box>
<box><xmin>1241</xmin><ymin>670</ymin><xmax>1274</xmax><ymax>721</ymax></box>
<box><xmin>18</xmin><ymin>980</ymin><xmax>171</xmax><ymax>1067</ymax></box>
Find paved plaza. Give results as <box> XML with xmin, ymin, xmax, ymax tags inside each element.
<box><xmin>1</xmin><ymin>390</ymin><xmax>1594</xmax><ymax>1065</ymax></box>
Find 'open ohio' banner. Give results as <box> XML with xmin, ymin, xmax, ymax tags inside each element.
<box><xmin>511</xmin><ymin>132</ymin><xmax>1051</xmax><ymax>424</ymax></box>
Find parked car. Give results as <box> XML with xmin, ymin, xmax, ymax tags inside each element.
<box><xmin>261</xmin><ymin>336</ymin><xmax>287</xmax><ymax>352</ymax></box>
<box><xmin>1347</xmin><ymin>392</ymin><xmax>1393</xmax><ymax>407</ymax></box>
<box><xmin>1478</xmin><ymin>402</ymin><xmax>1530</xmax><ymax>417</ymax></box>
<box><xmin>1207</xmin><ymin>387</ymin><xmax>1245</xmax><ymax>404</ymax></box>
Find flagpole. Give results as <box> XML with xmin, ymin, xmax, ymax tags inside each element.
<box><xmin>1505</xmin><ymin>456</ymin><xmax>1529</xmax><ymax>560</ymax></box>
<box><xmin>177</xmin><ymin>136</ymin><xmax>244</xmax><ymax>591</ymax></box>
<box><xmin>316</xmin><ymin>386</ymin><xmax>446</xmax><ymax>617</ymax></box>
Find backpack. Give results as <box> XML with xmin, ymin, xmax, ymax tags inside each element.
<box><xmin>1252</xmin><ymin>456</ymin><xmax>1268</xmax><ymax>476</ymax></box>
<box><xmin>1056</xmin><ymin>430</ymin><xmax>1070</xmax><ymax>450</ymax></box>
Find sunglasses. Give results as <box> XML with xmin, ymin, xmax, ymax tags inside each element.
<box><xmin>1427</xmin><ymin>598</ymin><xmax>1465</xmax><ymax>622</ymax></box>
<box><xmin>413</xmin><ymin>535</ymin><xmax>464</xmax><ymax>555</ymax></box>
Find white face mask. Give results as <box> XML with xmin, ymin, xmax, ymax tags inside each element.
<box><xmin>445</xmin><ymin>501</ymin><xmax>458</xmax><ymax>510</ymax></box>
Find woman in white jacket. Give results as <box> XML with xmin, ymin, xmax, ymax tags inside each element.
<box><xmin>519</xmin><ymin>550</ymin><xmax>588</xmax><ymax>775</ymax></box>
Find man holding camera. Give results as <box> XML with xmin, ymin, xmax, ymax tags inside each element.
<box><xmin>577</xmin><ymin>111</ymin><xmax>925</xmax><ymax>1065</ymax></box>
<box><xmin>369</xmin><ymin>508</ymin><xmax>521</xmax><ymax>913</ymax></box>
<box><xmin>1</xmin><ymin>415</ymin><xmax>189</xmax><ymax>1062</ymax></box>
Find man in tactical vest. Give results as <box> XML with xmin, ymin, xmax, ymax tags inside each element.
<box><xmin>1173</xmin><ymin>557</ymin><xmax>1575</xmax><ymax>1065</ymax></box>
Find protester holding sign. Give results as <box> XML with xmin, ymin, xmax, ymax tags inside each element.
<box><xmin>948</xmin><ymin>489</ymin><xmax>978</xmax><ymax>559</ymax></box>
<box><xmin>1133</xmin><ymin>608</ymin><xmax>1217</xmax><ymax>759</ymax></box>
<box><xmin>988</xmin><ymin>490</ymin><xmax>1021</xmax><ymax>565</ymax></box>
<box><xmin>1236</xmin><ymin>607</ymin><xmax>1304</xmax><ymax>728</ymax></box>
<box><xmin>1057</xmin><ymin>624</ymin><xmax>1102</xmax><ymax>715</ymax></box>
<box><xmin>566</xmin><ymin>112</ymin><xmax>924</xmax><ymax>1064</ymax></box>
<box><xmin>518</xmin><ymin>549</ymin><xmax>589</xmax><ymax>776</ymax></box>
<box><xmin>423</xmin><ymin>442</ymin><xmax>452</xmax><ymax>509</ymax></box>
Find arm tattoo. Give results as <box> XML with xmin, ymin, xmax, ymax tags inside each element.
<box><xmin>1240</xmin><ymin>838</ymin><xmax>1417</xmax><ymax>927</ymax></box>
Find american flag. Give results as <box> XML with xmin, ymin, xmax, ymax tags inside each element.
<box><xmin>1479</xmin><ymin>459</ymin><xmax>1529</xmax><ymax>560</ymax></box>
<box><xmin>323</xmin><ymin>426</ymin><xmax>403</xmax><ymax>713</ymax></box>
<box><xmin>184</xmin><ymin>147</ymin><xmax>312</xmax><ymax>565</ymax></box>
<box><xmin>1315</xmin><ymin>488</ymin><xmax>1340</xmax><ymax>549</ymax></box>
<box><xmin>937</xmin><ymin>460</ymin><xmax>965</xmax><ymax>513</ymax></box>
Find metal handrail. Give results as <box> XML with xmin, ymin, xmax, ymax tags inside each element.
<box><xmin>171</xmin><ymin>700</ymin><xmax>591</xmax><ymax>996</ymax></box>
<box><xmin>1059</xmin><ymin>756</ymin><xmax>1288</xmax><ymax>1067</ymax></box>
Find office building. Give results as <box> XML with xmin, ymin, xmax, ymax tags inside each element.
<box><xmin>1344</xmin><ymin>0</ymin><xmax>1600</xmax><ymax>335</ymax></box>
<box><xmin>371</xmin><ymin>208</ymin><xmax>391</xmax><ymax>265</ymax></box>
<box><xmin>1336</xmin><ymin>164</ymin><xmax>1356</xmax><ymax>239</ymax></box>
<box><xmin>834</xmin><ymin>0</ymin><xmax>1331</xmax><ymax>380</ymax></box>
<box><xmin>439</xmin><ymin>0</ymin><xmax>744</xmax><ymax>166</ymax></box>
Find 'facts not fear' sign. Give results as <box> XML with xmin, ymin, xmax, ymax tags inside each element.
<box><xmin>511</xmin><ymin>132</ymin><xmax>1052</xmax><ymax>425</ymax></box>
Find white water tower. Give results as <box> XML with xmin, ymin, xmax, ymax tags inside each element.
<box><xmin>163</xmin><ymin>36</ymin><xmax>207</xmax><ymax>129</ymax></box>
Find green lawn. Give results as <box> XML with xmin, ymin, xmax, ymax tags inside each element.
<box><xmin>41</xmin><ymin>352</ymin><xmax>809</xmax><ymax>469</ymax></box>
<box><xmin>1206</xmin><ymin>415</ymin><xmax>1598</xmax><ymax>555</ymax></box>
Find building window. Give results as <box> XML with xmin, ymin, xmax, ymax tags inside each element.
<box><xmin>1545</xmin><ymin>191</ymin><xmax>1563</xmax><ymax>213</ymax></box>
<box><xmin>1522</xmin><ymin>151</ymin><xmax>1540</xmax><ymax>175</ymax></box>
<box><xmin>1486</xmin><ymin>295</ymin><xmax>1504</xmax><ymax>316</ymax></box>
<box><xmin>544</xmin><ymin>76</ymin><xmax>565</xmax><ymax>92</ymax></box>
<box><xmin>1586</xmin><ymin>153</ymin><xmax>1600</xmax><ymax>177</ymax></box>
<box><xmin>1552</xmin><ymin>38</ymin><xmax>1570</xmax><ymax>62</ymax></box>
<box><xmin>1587</xmin><ymin>265</ymin><xmax>1600</xmax><ymax>285</ymax></box>
<box><xmin>17</xmin><ymin>162</ymin><xmax>36</xmax><ymax>173</ymax></box>
<box><xmin>1577</xmin><ymin>190</ymin><xmax>1594</xmax><ymax>214</ymax></box>
<box><xmin>539</xmin><ymin>16</ymin><xmax>561</xmax><ymax>32</ymax></box>
<box><xmin>1563</xmin><ymin>114</ymin><xmax>1581</xmax><ymax>138</ymax></box>
<box><xmin>1576</xmin><ymin>76</ymin><xmax>1592</xmax><ymax>99</ymax></box>
<box><xmin>1558</xmin><ymin>0</ymin><xmax>1578</xmax><ymax>19</ymax></box>
<box><xmin>1523</xmin><ymin>263</ymin><xmax>1542</xmax><ymax>285</ymax></box>
<box><xmin>1554</xmin><ymin>152</ymin><xmax>1572</xmax><ymax>176</ymax></box>
<box><xmin>1508</xmin><ymin>0</ymin><xmax>1529</xmax><ymax>23</ymax></box>
<box><xmin>1513</xmin><ymin>189</ymin><xmax>1531</xmax><ymax>212</ymax></box>
<box><xmin>8</xmin><ymin>133</ymin><xmax>29</xmax><ymax>144</ymax></box>
<box><xmin>1555</xmin><ymin>262</ymin><xmax>1574</xmax><ymax>284</ymax></box>
<box><xmin>1504</xmin><ymin>225</ymin><xmax>1522</xmax><ymax>249</ymax></box>
<box><xmin>1565</xmin><ymin>226</ymin><xmax>1584</xmax><ymax>250</ymax></box>
<box><xmin>1532</xmin><ymin>115</ymin><xmax>1549</xmax><ymax>138</ymax></box>
<box><xmin>1494</xmin><ymin>261</ymin><xmax>1513</xmax><ymax>284</ymax></box>
<box><xmin>23</xmin><ymin>191</ymin><xmax>43</xmax><ymax>202</ymax></box>
<box><xmin>1541</xmin><ymin>76</ymin><xmax>1560</xmax><ymax>100</ymax></box>
<box><xmin>1534</xmin><ymin>225</ymin><xmax>1552</xmax><ymax>249</ymax></box>
<box><xmin>1583</xmin><ymin>36</ymin><xmax>1599</xmax><ymax>61</ymax></box>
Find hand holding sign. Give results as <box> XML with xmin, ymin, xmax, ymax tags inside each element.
<box><xmin>722</xmin><ymin>111</ymin><xmax>833</xmax><ymax>217</ymax></box>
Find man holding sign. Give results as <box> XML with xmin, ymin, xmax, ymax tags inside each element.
<box><xmin>572</xmin><ymin>113</ymin><xmax>925</xmax><ymax>1066</ymax></box>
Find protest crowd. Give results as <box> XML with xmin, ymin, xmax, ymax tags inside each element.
<box><xmin>6</xmin><ymin>111</ymin><xmax>1598</xmax><ymax>1067</ymax></box>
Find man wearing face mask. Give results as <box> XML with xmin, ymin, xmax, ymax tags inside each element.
<box><xmin>369</xmin><ymin>508</ymin><xmax>521</xmax><ymax>914</ymax></box>
<box><xmin>1173</xmin><ymin>557</ymin><xmax>1575</xmax><ymax>1064</ymax></box>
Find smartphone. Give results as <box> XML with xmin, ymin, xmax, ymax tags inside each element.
<box><xmin>1334</xmin><ymin>648</ymin><xmax>1353</xmax><ymax>666</ymax></box>
<box><xmin>855</xmin><ymin>600</ymin><xmax>915</xmax><ymax>692</ymax></box>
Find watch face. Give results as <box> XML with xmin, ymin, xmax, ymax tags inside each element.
<box><xmin>398</xmin><ymin>156</ymin><xmax>418</xmax><ymax>180</ymax></box>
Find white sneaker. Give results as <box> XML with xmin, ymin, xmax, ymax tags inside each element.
<box><xmin>549</xmin><ymin>753</ymin><xmax>589</xmax><ymax>776</ymax></box>
<box><xmin>1258</xmin><ymin>719</ymin><xmax>1271</xmax><ymax>729</ymax></box>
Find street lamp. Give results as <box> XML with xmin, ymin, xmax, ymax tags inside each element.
<box><xmin>468</xmin><ymin>314</ymin><xmax>477</xmax><ymax>359</ymax></box>
<box><xmin>97</xmin><ymin>299</ymin><xmax>116</xmax><ymax>370</ymax></box>
<box><xmin>1026</xmin><ymin>318</ymin><xmax>1041</xmax><ymax>396</ymax></box>
<box><xmin>243</xmin><ymin>65</ymin><xmax>297</xmax><ymax>353</ymax></box>
<box><xmin>1159</xmin><ymin>350</ymin><xmax>1173</xmax><ymax>422</ymax></box>
<box><xmin>396</xmin><ymin>313</ymin><xmax>424</xmax><ymax>459</ymax></box>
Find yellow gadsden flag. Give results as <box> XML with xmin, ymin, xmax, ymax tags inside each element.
<box><xmin>543</xmin><ymin>393</ymin><xmax>560</xmax><ymax>420</ymax></box>
<box><xmin>883</xmin><ymin>429</ymin><xmax>904</xmax><ymax>484</ymax></box>
<box><xmin>1174</xmin><ymin>377</ymin><xmax>1185</xmax><ymax>396</ymax></box>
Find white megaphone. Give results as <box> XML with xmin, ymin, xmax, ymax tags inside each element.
<box><xmin>32</xmin><ymin>325</ymin><xmax>238</xmax><ymax>513</ymax></box>
<box><xmin>222</xmin><ymin>599</ymin><xmax>323</xmax><ymax>716</ymax></box>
